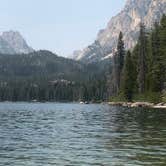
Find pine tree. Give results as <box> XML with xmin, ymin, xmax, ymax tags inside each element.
<box><xmin>122</xmin><ymin>51</ymin><xmax>136</xmax><ymax>101</ymax></box>
<box><xmin>159</xmin><ymin>15</ymin><xmax>166</xmax><ymax>90</ymax></box>
<box><xmin>151</xmin><ymin>22</ymin><xmax>163</xmax><ymax>92</ymax></box>
<box><xmin>150</xmin><ymin>15</ymin><xmax>166</xmax><ymax>92</ymax></box>
<box><xmin>137</xmin><ymin>23</ymin><xmax>147</xmax><ymax>93</ymax></box>
<box><xmin>114</xmin><ymin>31</ymin><xmax>125</xmax><ymax>93</ymax></box>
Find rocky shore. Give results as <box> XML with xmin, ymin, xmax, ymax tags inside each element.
<box><xmin>108</xmin><ymin>102</ymin><xmax>166</xmax><ymax>109</ymax></box>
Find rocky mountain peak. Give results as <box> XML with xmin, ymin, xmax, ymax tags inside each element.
<box><xmin>72</xmin><ymin>0</ymin><xmax>166</xmax><ymax>63</ymax></box>
<box><xmin>0</xmin><ymin>30</ymin><xmax>34</xmax><ymax>54</ymax></box>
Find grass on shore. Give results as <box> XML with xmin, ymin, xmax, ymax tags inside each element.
<box><xmin>110</xmin><ymin>92</ymin><xmax>163</xmax><ymax>104</ymax></box>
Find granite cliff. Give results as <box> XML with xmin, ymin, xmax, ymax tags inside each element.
<box><xmin>73</xmin><ymin>0</ymin><xmax>166</xmax><ymax>63</ymax></box>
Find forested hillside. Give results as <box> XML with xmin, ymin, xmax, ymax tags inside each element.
<box><xmin>0</xmin><ymin>50</ymin><xmax>108</xmax><ymax>102</ymax></box>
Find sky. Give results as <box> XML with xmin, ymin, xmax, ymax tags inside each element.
<box><xmin>0</xmin><ymin>0</ymin><xmax>125</xmax><ymax>57</ymax></box>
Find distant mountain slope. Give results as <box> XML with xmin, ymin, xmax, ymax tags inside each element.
<box><xmin>0</xmin><ymin>50</ymin><xmax>99</xmax><ymax>82</ymax></box>
<box><xmin>0</xmin><ymin>31</ymin><xmax>34</xmax><ymax>54</ymax></box>
<box><xmin>73</xmin><ymin>0</ymin><xmax>166</xmax><ymax>63</ymax></box>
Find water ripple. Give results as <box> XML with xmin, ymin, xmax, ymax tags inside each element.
<box><xmin>0</xmin><ymin>102</ymin><xmax>166</xmax><ymax>165</ymax></box>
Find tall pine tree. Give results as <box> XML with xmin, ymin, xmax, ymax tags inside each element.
<box><xmin>151</xmin><ymin>22</ymin><xmax>163</xmax><ymax>92</ymax></box>
<box><xmin>114</xmin><ymin>31</ymin><xmax>125</xmax><ymax>93</ymax></box>
<box><xmin>159</xmin><ymin>15</ymin><xmax>166</xmax><ymax>91</ymax></box>
<box><xmin>137</xmin><ymin>23</ymin><xmax>147</xmax><ymax>93</ymax></box>
<box><xmin>122</xmin><ymin>51</ymin><xmax>136</xmax><ymax>101</ymax></box>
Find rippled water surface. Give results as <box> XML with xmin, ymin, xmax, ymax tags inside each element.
<box><xmin>0</xmin><ymin>102</ymin><xmax>166</xmax><ymax>165</ymax></box>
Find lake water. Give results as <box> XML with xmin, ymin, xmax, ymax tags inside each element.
<box><xmin>0</xmin><ymin>102</ymin><xmax>166</xmax><ymax>166</ymax></box>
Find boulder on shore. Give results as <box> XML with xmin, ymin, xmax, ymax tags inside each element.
<box><xmin>108</xmin><ymin>102</ymin><xmax>155</xmax><ymax>108</ymax></box>
<box><xmin>108</xmin><ymin>101</ymin><xmax>166</xmax><ymax>109</ymax></box>
<box><xmin>130</xmin><ymin>102</ymin><xmax>154</xmax><ymax>108</ymax></box>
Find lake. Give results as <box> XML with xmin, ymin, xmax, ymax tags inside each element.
<box><xmin>0</xmin><ymin>102</ymin><xmax>166</xmax><ymax>165</ymax></box>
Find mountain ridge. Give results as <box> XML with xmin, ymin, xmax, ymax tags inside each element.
<box><xmin>72</xmin><ymin>0</ymin><xmax>166</xmax><ymax>63</ymax></box>
<box><xmin>0</xmin><ymin>30</ymin><xmax>34</xmax><ymax>54</ymax></box>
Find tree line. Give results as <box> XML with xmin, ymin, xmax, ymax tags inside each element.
<box><xmin>0</xmin><ymin>77</ymin><xmax>107</xmax><ymax>102</ymax></box>
<box><xmin>109</xmin><ymin>15</ymin><xmax>166</xmax><ymax>103</ymax></box>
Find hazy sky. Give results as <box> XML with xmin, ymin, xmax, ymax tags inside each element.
<box><xmin>0</xmin><ymin>0</ymin><xmax>125</xmax><ymax>57</ymax></box>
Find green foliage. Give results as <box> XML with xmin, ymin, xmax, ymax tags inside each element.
<box><xmin>0</xmin><ymin>50</ymin><xmax>108</xmax><ymax>102</ymax></box>
<box><xmin>0</xmin><ymin>50</ymin><xmax>91</xmax><ymax>81</ymax></box>
<box><xmin>121</xmin><ymin>51</ymin><xmax>136</xmax><ymax>101</ymax></box>
<box><xmin>128</xmin><ymin>15</ymin><xmax>165</xmax><ymax>102</ymax></box>
<box><xmin>111</xmin><ymin>32</ymin><xmax>125</xmax><ymax>94</ymax></box>
<box><xmin>133</xmin><ymin>92</ymin><xmax>161</xmax><ymax>104</ymax></box>
<box><xmin>109</xmin><ymin>14</ymin><xmax>166</xmax><ymax>103</ymax></box>
<box><xmin>109</xmin><ymin>93</ymin><xmax>127</xmax><ymax>102</ymax></box>
<box><xmin>117</xmin><ymin>31</ymin><xmax>125</xmax><ymax>72</ymax></box>
<box><xmin>137</xmin><ymin>23</ymin><xmax>148</xmax><ymax>93</ymax></box>
<box><xmin>150</xmin><ymin>21</ymin><xmax>164</xmax><ymax>92</ymax></box>
<box><xmin>159</xmin><ymin>14</ymin><xmax>166</xmax><ymax>87</ymax></box>
<box><xmin>162</xmin><ymin>90</ymin><xmax>166</xmax><ymax>103</ymax></box>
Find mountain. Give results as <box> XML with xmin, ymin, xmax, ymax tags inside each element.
<box><xmin>73</xmin><ymin>0</ymin><xmax>166</xmax><ymax>63</ymax></box>
<box><xmin>0</xmin><ymin>31</ymin><xmax>34</xmax><ymax>54</ymax></box>
<box><xmin>0</xmin><ymin>50</ymin><xmax>102</xmax><ymax>82</ymax></box>
<box><xmin>0</xmin><ymin>50</ymin><xmax>109</xmax><ymax>101</ymax></box>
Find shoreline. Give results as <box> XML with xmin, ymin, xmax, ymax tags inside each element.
<box><xmin>108</xmin><ymin>102</ymin><xmax>166</xmax><ymax>109</ymax></box>
<box><xmin>0</xmin><ymin>101</ymin><xmax>166</xmax><ymax>109</ymax></box>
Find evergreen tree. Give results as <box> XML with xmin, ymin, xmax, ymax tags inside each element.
<box><xmin>122</xmin><ymin>51</ymin><xmax>136</xmax><ymax>101</ymax></box>
<box><xmin>151</xmin><ymin>22</ymin><xmax>163</xmax><ymax>92</ymax></box>
<box><xmin>159</xmin><ymin>15</ymin><xmax>166</xmax><ymax>90</ymax></box>
<box><xmin>109</xmin><ymin>15</ymin><xmax>166</xmax><ymax>102</ymax></box>
<box><xmin>137</xmin><ymin>23</ymin><xmax>147</xmax><ymax>93</ymax></box>
<box><xmin>131</xmin><ymin>43</ymin><xmax>139</xmax><ymax>93</ymax></box>
<box><xmin>114</xmin><ymin>31</ymin><xmax>125</xmax><ymax>93</ymax></box>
